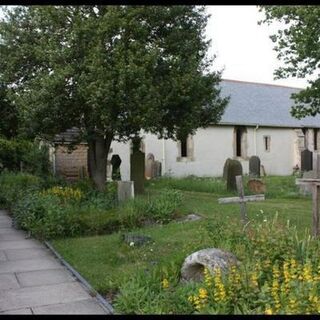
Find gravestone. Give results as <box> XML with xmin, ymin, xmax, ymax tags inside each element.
<box><xmin>299</xmin><ymin>170</ymin><xmax>319</xmax><ymax>195</ymax></box>
<box><xmin>145</xmin><ymin>153</ymin><xmax>155</xmax><ymax>179</ymax></box>
<box><xmin>111</xmin><ymin>154</ymin><xmax>122</xmax><ymax>180</ymax></box>
<box><xmin>225</xmin><ymin>160</ymin><xmax>243</xmax><ymax>191</ymax></box>
<box><xmin>247</xmin><ymin>179</ymin><xmax>266</xmax><ymax>193</ymax></box>
<box><xmin>121</xmin><ymin>234</ymin><xmax>152</xmax><ymax>246</ymax></box>
<box><xmin>223</xmin><ymin>158</ymin><xmax>232</xmax><ymax>180</ymax></box>
<box><xmin>180</xmin><ymin>248</ymin><xmax>239</xmax><ymax>282</ymax></box>
<box><xmin>249</xmin><ymin>156</ymin><xmax>261</xmax><ymax>178</ymax></box>
<box><xmin>153</xmin><ymin>161</ymin><xmax>162</xmax><ymax>178</ymax></box>
<box><xmin>301</xmin><ymin>149</ymin><xmax>313</xmax><ymax>172</ymax></box>
<box><xmin>130</xmin><ymin>150</ymin><xmax>145</xmax><ymax>195</ymax></box>
<box><xmin>117</xmin><ymin>181</ymin><xmax>134</xmax><ymax>202</ymax></box>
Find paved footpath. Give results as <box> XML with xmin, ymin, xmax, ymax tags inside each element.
<box><xmin>0</xmin><ymin>210</ymin><xmax>111</xmax><ymax>315</ymax></box>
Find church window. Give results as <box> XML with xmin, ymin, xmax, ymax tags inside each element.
<box><xmin>314</xmin><ymin>128</ymin><xmax>318</xmax><ymax>151</ymax></box>
<box><xmin>263</xmin><ymin>136</ymin><xmax>271</xmax><ymax>152</ymax></box>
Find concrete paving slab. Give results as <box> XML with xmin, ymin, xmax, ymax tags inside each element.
<box><xmin>0</xmin><ymin>257</ymin><xmax>63</xmax><ymax>274</ymax></box>
<box><xmin>0</xmin><ymin>215</ymin><xmax>11</xmax><ymax>222</ymax></box>
<box><xmin>0</xmin><ymin>210</ymin><xmax>9</xmax><ymax>216</ymax></box>
<box><xmin>0</xmin><ymin>274</ymin><xmax>20</xmax><ymax>290</ymax></box>
<box><xmin>0</xmin><ymin>239</ymin><xmax>43</xmax><ymax>250</ymax></box>
<box><xmin>0</xmin><ymin>228</ymin><xmax>20</xmax><ymax>234</ymax></box>
<box><xmin>32</xmin><ymin>299</ymin><xmax>109</xmax><ymax>315</ymax></box>
<box><xmin>1</xmin><ymin>307</ymin><xmax>33</xmax><ymax>314</ymax></box>
<box><xmin>16</xmin><ymin>269</ymin><xmax>75</xmax><ymax>287</ymax></box>
<box><xmin>0</xmin><ymin>251</ymin><xmax>7</xmax><ymax>261</ymax></box>
<box><xmin>0</xmin><ymin>282</ymin><xmax>91</xmax><ymax>311</ymax></box>
<box><xmin>4</xmin><ymin>247</ymin><xmax>52</xmax><ymax>261</ymax></box>
<box><xmin>0</xmin><ymin>233</ymin><xmax>28</xmax><ymax>241</ymax></box>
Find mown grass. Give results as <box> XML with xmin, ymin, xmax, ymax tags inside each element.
<box><xmin>52</xmin><ymin>175</ymin><xmax>313</xmax><ymax>308</ymax></box>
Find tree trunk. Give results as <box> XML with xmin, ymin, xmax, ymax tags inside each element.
<box><xmin>87</xmin><ymin>134</ymin><xmax>112</xmax><ymax>191</ymax></box>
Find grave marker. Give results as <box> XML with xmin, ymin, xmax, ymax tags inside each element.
<box><xmin>296</xmin><ymin>178</ymin><xmax>320</xmax><ymax>237</ymax></box>
<box><xmin>301</xmin><ymin>149</ymin><xmax>313</xmax><ymax>172</ymax></box>
<box><xmin>218</xmin><ymin>175</ymin><xmax>265</xmax><ymax>225</ymax></box>
<box><xmin>117</xmin><ymin>181</ymin><xmax>134</xmax><ymax>202</ymax></box>
<box><xmin>249</xmin><ymin>156</ymin><xmax>261</xmax><ymax>178</ymax></box>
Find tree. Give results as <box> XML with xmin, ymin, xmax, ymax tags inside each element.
<box><xmin>0</xmin><ymin>5</ymin><xmax>228</xmax><ymax>190</ymax></box>
<box><xmin>259</xmin><ymin>6</ymin><xmax>320</xmax><ymax>119</ymax></box>
<box><xmin>0</xmin><ymin>85</ymin><xmax>19</xmax><ymax>139</ymax></box>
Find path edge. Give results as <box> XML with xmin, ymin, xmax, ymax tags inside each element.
<box><xmin>44</xmin><ymin>240</ymin><xmax>114</xmax><ymax>314</ymax></box>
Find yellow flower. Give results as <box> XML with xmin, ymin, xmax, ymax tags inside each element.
<box><xmin>198</xmin><ymin>288</ymin><xmax>208</xmax><ymax>299</ymax></box>
<box><xmin>265</xmin><ymin>306</ymin><xmax>273</xmax><ymax>315</ymax></box>
<box><xmin>161</xmin><ymin>278</ymin><xmax>169</xmax><ymax>289</ymax></box>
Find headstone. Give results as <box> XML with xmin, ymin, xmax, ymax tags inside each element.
<box><xmin>299</xmin><ymin>170</ymin><xmax>319</xmax><ymax>195</ymax></box>
<box><xmin>106</xmin><ymin>160</ymin><xmax>112</xmax><ymax>181</ymax></box>
<box><xmin>225</xmin><ymin>159</ymin><xmax>243</xmax><ymax>191</ymax></box>
<box><xmin>153</xmin><ymin>161</ymin><xmax>162</xmax><ymax>178</ymax></box>
<box><xmin>111</xmin><ymin>154</ymin><xmax>122</xmax><ymax>180</ymax></box>
<box><xmin>247</xmin><ymin>179</ymin><xmax>266</xmax><ymax>193</ymax></box>
<box><xmin>177</xmin><ymin>213</ymin><xmax>202</xmax><ymax>223</ymax></box>
<box><xmin>117</xmin><ymin>181</ymin><xmax>134</xmax><ymax>202</ymax></box>
<box><xmin>145</xmin><ymin>153</ymin><xmax>155</xmax><ymax>179</ymax></box>
<box><xmin>249</xmin><ymin>156</ymin><xmax>261</xmax><ymax>178</ymax></box>
<box><xmin>130</xmin><ymin>150</ymin><xmax>145</xmax><ymax>195</ymax></box>
<box><xmin>180</xmin><ymin>248</ymin><xmax>239</xmax><ymax>282</ymax></box>
<box><xmin>121</xmin><ymin>234</ymin><xmax>153</xmax><ymax>246</ymax></box>
<box><xmin>222</xmin><ymin>158</ymin><xmax>232</xmax><ymax>180</ymax></box>
<box><xmin>301</xmin><ymin>149</ymin><xmax>313</xmax><ymax>172</ymax></box>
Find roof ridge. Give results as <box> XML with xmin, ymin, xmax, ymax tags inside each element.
<box><xmin>221</xmin><ymin>78</ymin><xmax>305</xmax><ymax>90</ymax></box>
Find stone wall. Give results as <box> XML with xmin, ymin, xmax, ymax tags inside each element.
<box><xmin>54</xmin><ymin>144</ymin><xmax>88</xmax><ymax>180</ymax></box>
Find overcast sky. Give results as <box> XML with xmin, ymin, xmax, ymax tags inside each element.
<box><xmin>205</xmin><ymin>5</ymin><xmax>309</xmax><ymax>89</ymax></box>
<box><xmin>0</xmin><ymin>5</ymin><xmax>311</xmax><ymax>89</ymax></box>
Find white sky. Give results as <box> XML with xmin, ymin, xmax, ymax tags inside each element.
<box><xmin>0</xmin><ymin>5</ymin><xmax>311</xmax><ymax>89</ymax></box>
<box><xmin>205</xmin><ymin>5</ymin><xmax>310</xmax><ymax>89</ymax></box>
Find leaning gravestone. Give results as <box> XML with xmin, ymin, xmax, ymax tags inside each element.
<box><xmin>301</xmin><ymin>149</ymin><xmax>313</xmax><ymax>172</ymax></box>
<box><xmin>130</xmin><ymin>149</ymin><xmax>145</xmax><ymax>195</ymax></box>
<box><xmin>249</xmin><ymin>156</ymin><xmax>261</xmax><ymax>178</ymax></box>
<box><xmin>225</xmin><ymin>159</ymin><xmax>243</xmax><ymax>191</ymax></box>
<box><xmin>223</xmin><ymin>158</ymin><xmax>232</xmax><ymax>180</ymax></box>
<box><xmin>117</xmin><ymin>181</ymin><xmax>134</xmax><ymax>202</ymax></box>
<box><xmin>180</xmin><ymin>248</ymin><xmax>239</xmax><ymax>282</ymax></box>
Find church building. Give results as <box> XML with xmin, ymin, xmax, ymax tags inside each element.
<box><xmin>50</xmin><ymin>79</ymin><xmax>320</xmax><ymax>181</ymax></box>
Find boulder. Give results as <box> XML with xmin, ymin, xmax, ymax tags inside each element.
<box><xmin>180</xmin><ymin>248</ymin><xmax>239</xmax><ymax>282</ymax></box>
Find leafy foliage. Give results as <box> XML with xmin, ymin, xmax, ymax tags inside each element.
<box><xmin>0</xmin><ymin>5</ymin><xmax>228</xmax><ymax>188</ymax></box>
<box><xmin>259</xmin><ymin>6</ymin><xmax>320</xmax><ymax>118</ymax></box>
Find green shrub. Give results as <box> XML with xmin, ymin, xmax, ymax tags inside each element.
<box><xmin>119</xmin><ymin>189</ymin><xmax>183</xmax><ymax>229</ymax></box>
<box><xmin>12</xmin><ymin>192</ymin><xmax>75</xmax><ymax>240</ymax></box>
<box><xmin>0</xmin><ymin>172</ymin><xmax>42</xmax><ymax>210</ymax></box>
<box><xmin>0</xmin><ymin>137</ymin><xmax>50</xmax><ymax>177</ymax></box>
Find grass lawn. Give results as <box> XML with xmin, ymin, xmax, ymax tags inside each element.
<box><xmin>52</xmin><ymin>175</ymin><xmax>314</xmax><ymax>311</ymax></box>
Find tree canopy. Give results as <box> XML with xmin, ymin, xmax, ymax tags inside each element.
<box><xmin>0</xmin><ymin>5</ymin><xmax>228</xmax><ymax>189</ymax></box>
<box><xmin>259</xmin><ymin>6</ymin><xmax>320</xmax><ymax>119</ymax></box>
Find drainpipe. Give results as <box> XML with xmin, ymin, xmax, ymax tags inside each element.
<box><xmin>162</xmin><ymin>138</ymin><xmax>166</xmax><ymax>175</ymax></box>
<box><xmin>254</xmin><ymin>125</ymin><xmax>259</xmax><ymax>155</ymax></box>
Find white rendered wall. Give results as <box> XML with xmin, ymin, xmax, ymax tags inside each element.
<box><xmin>109</xmin><ymin>125</ymin><xmax>299</xmax><ymax>179</ymax></box>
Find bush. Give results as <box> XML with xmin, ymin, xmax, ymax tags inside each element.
<box><xmin>0</xmin><ymin>172</ymin><xmax>42</xmax><ymax>210</ymax></box>
<box><xmin>0</xmin><ymin>137</ymin><xmax>51</xmax><ymax>177</ymax></box>
<box><xmin>12</xmin><ymin>192</ymin><xmax>76</xmax><ymax>240</ymax></box>
<box><xmin>119</xmin><ymin>189</ymin><xmax>183</xmax><ymax>229</ymax></box>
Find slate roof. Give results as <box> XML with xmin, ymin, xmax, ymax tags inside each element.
<box><xmin>219</xmin><ymin>79</ymin><xmax>320</xmax><ymax>128</ymax></box>
<box><xmin>53</xmin><ymin>127</ymin><xmax>81</xmax><ymax>143</ymax></box>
